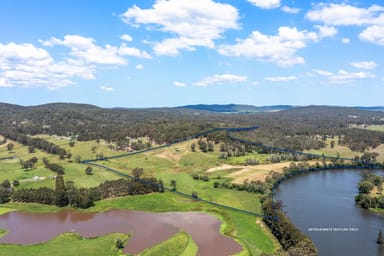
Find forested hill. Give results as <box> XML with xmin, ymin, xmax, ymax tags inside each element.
<box><xmin>1</xmin><ymin>103</ymin><xmax>384</xmax><ymax>149</ymax></box>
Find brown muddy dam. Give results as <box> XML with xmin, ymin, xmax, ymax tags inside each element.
<box><xmin>0</xmin><ymin>209</ymin><xmax>242</xmax><ymax>255</ymax></box>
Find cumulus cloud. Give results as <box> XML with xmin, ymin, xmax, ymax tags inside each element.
<box><xmin>281</xmin><ymin>6</ymin><xmax>300</xmax><ymax>14</ymax></box>
<box><xmin>135</xmin><ymin>64</ymin><xmax>143</xmax><ymax>69</ymax></box>
<box><xmin>118</xmin><ymin>43</ymin><xmax>152</xmax><ymax>59</ymax></box>
<box><xmin>306</xmin><ymin>3</ymin><xmax>384</xmax><ymax>26</ymax></box>
<box><xmin>121</xmin><ymin>0</ymin><xmax>239</xmax><ymax>56</ymax></box>
<box><xmin>100</xmin><ymin>86</ymin><xmax>114</xmax><ymax>92</ymax></box>
<box><xmin>342</xmin><ymin>38</ymin><xmax>350</xmax><ymax>44</ymax></box>
<box><xmin>265</xmin><ymin>75</ymin><xmax>297</xmax><ymax>82</ymax></box>
<box><xmin>194</xmin><ymin>74</ymin><xmax>247</xmax><ymax>87</ymax></box>
<box><xmin>315</xmin><ymin>25</ymin><xmax>337</xmax><ymax>38</ymax></box>
<box><xmin>315</xmin><ymin>69</ymin><xmax>375</xmax><ymax>84</ymax></box>
<box><xmin>350</xmin><ymin>61</ymin><xmax>378</xmax><ymax>70</ymax></box>
<box><xmin>218</xmin><ymin>27</ymin><xmax>321</xmax><ymax>67</ymax></box>
<box><xmin>121</xmin><ymin>34</ymin><xmax>133</xmax><ymax>42</ymax></box>
<box><xmin>41</xmin><ymin>35</ymin><xmax>151</xmax><ymax>65</ymax></box>
<box><xmin>173</xmin><ymin>81</ymin><xmax>186</xmax><ymax>87</ymax></box>
<box><xmin>0</xmin><ymin>42</ymin><xmax>94</xmax><ymax>88</ymax></box>
<box><xmin>306</xmin><ymin>3</ymin><xmax>384</xmax><ymax>46</ymax></box>
<box><xmin>248</xmin><ymin>0</ymin><xmax>280</xmax><ymax>9</ymax></box>
<box><xmin>359</xmin><ymin>25</ymin><xmax>384</xmax><ymax>45</ymax></box>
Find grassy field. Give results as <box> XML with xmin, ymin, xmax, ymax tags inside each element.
<box><xmin>305</xmin><ymin>137</ymin><xmax>384</xmax><ymax>162</ymax></box>
<box><xmin>0</xmin><ymin>139</ymin><xmax>120</xmax><ymax>189</ymax></box>
<box><xmin>139</xmin><ymin>232</ymin><xmax>197</xmax><ymax>256</ymax></box>
<box><xmin>0</xmin><ymin>232</ymin><xmax>128</xmax><ymax>256</ymax></box>
<box><xmin>0</xmin><ymin>136</ymin><xmax>281</xmax><ymax>255</ymax></box>
<box><xmin>305</xmin><ymin>138</ymin><xmax>359</xmax><ymax>159</ymax></box>
<box><xmin>355</xmin><ymin>125</ymin><xmax>384</xmax><ymax>133</ymax></box>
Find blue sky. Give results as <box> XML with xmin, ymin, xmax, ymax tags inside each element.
<box><xmin>0</xmin><ymin>0</ymin><xmax>383</xmax><ymax>107</ymax></box>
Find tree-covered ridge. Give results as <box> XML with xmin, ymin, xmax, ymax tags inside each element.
<box><xmin>1</xmin><ymin>103</ymin><xmax>384</xmax><ymax>153</ymax></box>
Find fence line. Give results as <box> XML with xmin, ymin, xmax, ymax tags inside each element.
<box><xmin>81</xmin><ymin>125</ymin><xmax>381</xmax><ymax>220</ymax></box>
<box><xmin>82</xmin><ymin>125</ymin><xmax>352</xmax><ymax>163</ymax></box>
<box><xmin>84</xmin><ymin>161</ymin><xmax>264</xmax><ymax>217</ymax></box>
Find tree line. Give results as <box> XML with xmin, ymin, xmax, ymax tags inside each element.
<box><xmin>2</xmin><ymin>131</ymin><xmax>68</xmax><ymax>158</ymax></box>
<box><xmin>7</xmin><ymin>175</ymin><xmax>162</xmax><ymax>209</ymax></box>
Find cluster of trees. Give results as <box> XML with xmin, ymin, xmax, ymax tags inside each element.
<box><xmin>2</xmin><ymin>131</ymin><xmax>69</xmax><ymax>158</ymax></box>
<box><xmin>0</xmin><ymin>179</ymin><xmax>12</xmax><ymax>203</ymax></box>
<box><xmin>355</xmin><ymin>172</ymin><xmax>384</xmax><ymax>209</ymax></box>
<box><xmin>192</xmin><ymin>174</ymin><xmax>210</xmax><ymax>182</ymax></box>
<box><xmin>217</xmin><ymin>142</ymin><xmax>247</xmax><ymax>159</ymax></box>
<box><xmin>262</xmin><ymin>199</ymin><xmax>317</xmax><ymax>255</ymax></box>
<box><xmin>215</xmin><ymin>180</ymin><xmax>269</xmax><ymax>194</ymax></box>
<box><xmin>11</xmin><ymin>175</ymin><xmax>162</xmax><ymax>209</ymax></box>
<box><xmin>13</xmin><ymin>187</ymin><xmax>56</xmax><ymax>205</ymax></box>
<box><xmin>340</xmin><ymin>129</ymin><xmax>384</xmax><ymax>152</ymax></box>
<box><xmin>19</xmin><ymin>156</ymin><xmax>38</xmax><ymax>170</ymax></box>
<box><xmin>265</xmin><ymin>153</ymin><xmax>318</xmax><ymax>164</ymax></box>
<box><xmin>97</xmin><ymin>178</ymin><xmax>160</xmax><ymax>199</ymax></box>
<box><xmin>352</xmin><ymin>152</ymin><xmax>379</xmax><ymax>165</ymax></box>
<box><xmin>42</xmin><ymin>157</ymin><xmax>65</xmax><ymax>174</ymax></box>
<box><xmin>192</xmin><ymin>139</ymin><xmax>215</xmax><ymax>153</ymax></box>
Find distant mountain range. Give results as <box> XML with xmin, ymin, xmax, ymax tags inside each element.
<box><xmin>177</xmin><ymin>104</ymin><xmax>384</xmax><ymax>113</ymax></box>
<box><xmin>355</xmin><ymin>106</ymin><xmax>384</xmax><ymax>112</ymax></box>
<box><xmin>176</xmin><ymin>104</ymin><xmax>294</xmax><ymax>113</ymax></box>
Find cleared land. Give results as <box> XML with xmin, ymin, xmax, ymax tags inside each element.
<box><xmin>306</xmin><ymin>138</ymin><xmax>384</xmax><ymax>162</ymax></box>
<box><xmin>0</xmin><ymin>137</ymin><xmax>281</xmax><ymax>255</ymax></box>
<box><xmin>355</xmin><ymin>124</ymin><xmax>384</xmax><ymax>133</ymax></box>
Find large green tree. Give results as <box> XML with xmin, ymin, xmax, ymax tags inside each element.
<box><xmin>55</xmin><ymin>175</ymin><xmax>68</xmax><ymax>207</ymax></box>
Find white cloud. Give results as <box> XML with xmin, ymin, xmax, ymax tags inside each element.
<box><xmin>42</xmin><ymin>35</ymin><xmax>127</xmax><ymax>65</ymax></box>
<box><xmin>42</xmin><ymin>35</ymin><xmax>151</xmax><ymax>66</ymax></box>
<box><xmin>194</xmin><ymin>74</ymin><xmax>247</xmax><ymax>87</ymax></box>
<box><xmin>315</xmin><ymin>25</ymin><xmax>337</xmax><ymax>38</ymax></box>
<box><xmin>0</xmin><ymin>42</ymin><xmax>94</xmax><ymax>89</ymax></box>
<box><xmin>282</xmin><ymin>6</ymin><xmax>300</xmax><ymax>14</ymax></box>
<box><xmin>315</xmin><ymin>69</ymin><xmax>375</xmax><ymax>84</ymax></box>
<box><xmin>350</xmin><ymin>61</ymin><xmax>378</xmax><ymax>70</ymax></box>
<box><xmin>118</xmin><ymin>43</ymin><xmax>152</xmax><ymax>59</ymax></box>
<box><xmin>248</xmin><ymin>0</ymin><xmax>280</xmax><ymax>9</ymax></box>
<box><xmin>173</xmin><ymin>81</ymin><xmax>186</xmax><ymax>87</ymax></box>
<box><xmin>342</xmin><ymin>37</ymin><xmax>350</xmax><ymax>44</ymax></box>
<box><xmin>121</xmin><ymin>0</ymin><xmax>239</xmax><ymax>56</ymax></box>
<box><xmin>306</xmin><ymin>3</ymin><xmax>384</xmax><ymax>46</ymax></box>
<box><xmin>265</xmin><ymin>75</ymin><xmax>297</xmax><ymax>82</ymax></box>
<box><xmin>359</xmin><ymin>26</ymin><xmax>384</xmax><ymax>45</ymax></box>
<box><xmin>218</xmin><ymin>27</ymin><xmax>320</xmax><ymax>67</ymax></box>
<box><xmin>121</xmin><ymin>34</ymin><xmax>133</xmax><ymax>42</ymax></box>
<box><xmin>135</xmin><ymin>64</ymin><xmax>143</xmax><ymax>69</ymax></box>
<box><xmin>314</xmin><ymin>69</ymin><xmax>332</xmax><ymax>76</ymax></box>
<box><xmin>100</xmin><ymin>86</ymin><xmax>114</xmax><ymax>92</ymax></box>
<box><xmin>306</xmin><ymin>3</ymin><xmax>384</xmax><ymax>26</ymax></box>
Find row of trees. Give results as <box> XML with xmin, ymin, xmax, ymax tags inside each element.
<box><xmin>42</xmin><ymin>157</ymin><xmax>65</xmax><ymax>174</ymax></box>
<box><xmin>215</xmin><ymin>180</ymin><xmax>269</xmax><ymax>194</ymax></box>
<box><xmin>262</xmin><ymin>199</ymin><xmax>317</xmax><ymax>255</ymax></box>
<box><xmin>11</xmin><ymin>174</ymin><xmax>162</xmax><ymax>209</ymax></box>
<box><xmin>2</xmin><ymin>131</ymin><xmax>69</xmax><ymax>158</ymax></box>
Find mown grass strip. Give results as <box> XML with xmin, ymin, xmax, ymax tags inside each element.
<box><xmin>0</xmin><ymin>232</ymin><xmax>128</xmax><ymax>256</ymax></box>
<box><xmin>139</xmin><ymin>232</ymin><xmax>193</xmax><ymax>256</ymax></box>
